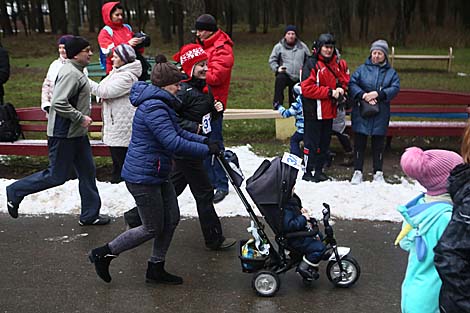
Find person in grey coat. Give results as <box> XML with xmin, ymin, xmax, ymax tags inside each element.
<box><xmin>348</xmin><ymin>39</ymin><xmax>400</xmax><ymax>185</ymax></box>
<box><xmin>269</xmin><ymin>25</ymin><xmax>310</xmax><ymax>107</ymax></box>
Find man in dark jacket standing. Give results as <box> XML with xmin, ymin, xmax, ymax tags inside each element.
<box><xmin>194</xmin><ymin>13</ymin><xmax>234</xmax><ymax>204</ymax></box>
<box><xmin>269</xmin><ymin>25</ymin><xmax>310</xmax><ymax>108</ymax></box>
<box><xmin>0</xmin><ymin>42</ymin><xmax>10</xmax><ymax>105</ymax></box>
<box><xmin>6</xmin><ymin>37</ymin><xmax>109</xmax><ymax>226</ymax></box>
<box><xmin>301</xmin><ymin>33</ymin><xmax>349</xmax><ymax>183</ymax></box>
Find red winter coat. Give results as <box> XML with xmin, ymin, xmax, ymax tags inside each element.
<box><xmin>301</xmin><ymin>54</ymin><xmax>349</xmax><ymax>120</ymax></box>
<box><xmin>98</xmin><ymin>1</ymin><xmax>134</xmax><ymax>74</ymax></box>
<box><xmin>196</xmin><ymin>29</ymin><xmax>234</xmax><ymax>109</ymax></box>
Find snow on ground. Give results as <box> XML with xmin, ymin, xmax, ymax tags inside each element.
<box><xmin>0</xmin><ymin>145</ymin><xmax>425</xmax><ymax>222</ymax></box>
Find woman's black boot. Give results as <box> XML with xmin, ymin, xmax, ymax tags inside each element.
<box><xmin>88</xmin><ymin>244</ymin><xmax>116</xmax><ymax>283</ymax></box>
<box><xmin>146</xmin><ymin>261</ymin><xmax>183</xmax><ymax>285</ymax></box>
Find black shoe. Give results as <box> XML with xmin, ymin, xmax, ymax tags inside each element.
<box><xmin>7</xmin><ymin>200</ymin><xmax>19</xmax><ymax>219</ymax></box>
<box><xmin>302</xmin><ymin>172</ymin><xmax>315</xmax><ymax>182</ymax></box>
<box><xmin>313</xmin><ymin>172</ymin><xmax>329</xmax><ymax>183</ymax></box>
<box><xmin>146</xmin><ymin>261</ymin><xmax>183</xmax><ymax>285</ymax></box>
<box><xmin>213</xmin><ymin>190</ymin><xmax>228</xmax><ymax>204</ymax></box>
<box><xmin>79</xmin><ymin>216</ymin><xmax>111</xmax><ymax>226</ymax></box>
<box><xmin>207</xmin><ymin>237</ymin><xmax>237</xmax><ymax>251</ymax></box>
<box><xmin>88</xmin><ymin>244</ymin><xmax>116</xmax><ymax>283</ymax></box>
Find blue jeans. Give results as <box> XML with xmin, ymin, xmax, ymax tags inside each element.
<box><xmin>203</xmin><ymin>116</ymin><xmax>228</xmax><ymax>192</ymax></box>
<box><xmin>290</xmin><ymin>131</ymin><xmax>304</xmax><ymax>157</ymax></box>
<box><xmin>6</xmin><ymin>136</ymin><xmax>101</xmax><ymax>222</ymax></box>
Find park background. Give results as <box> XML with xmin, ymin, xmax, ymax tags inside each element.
<box><xmin>1</xmin><ymin>0</ymin><xmax>470</xmax><ymax>171</ymax></box>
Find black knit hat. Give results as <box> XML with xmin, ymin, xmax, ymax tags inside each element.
<box><xmin>151</xmin><ymin>54</ymin><xmax>183</xmax><ymax>87</ymax></box>
<box><xmin>65</xmin><ymin>36</ymin><xmax>90</xmax><ymax>59</ymax></box>
<box><xmin>194</xmin><ymin>14</ymin><xmax>217</xmax><ymax>32</ymax></box>
<box><xmin>284</xmin><ymin>25</ymin><xmax>297</xmax><ymax>35</ymax></box>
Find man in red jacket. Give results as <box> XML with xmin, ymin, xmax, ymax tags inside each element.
<box><xmin>301</xmin><ymin>33</ymin><xmax>349</xmax><ymax>182</ymax></box>
<box><xmin>194</xmin><ymin>14</ymin><xmax>234</xmax><ymax>203</ymax></box>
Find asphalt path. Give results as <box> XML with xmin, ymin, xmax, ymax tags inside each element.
<box><xmin>0</xmin><ymin>214</ymin><xmax>407</xmax><ymax>313</ymax></box>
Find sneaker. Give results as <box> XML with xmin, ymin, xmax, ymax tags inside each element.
<box><xmin>7</xmin><ymin>200</ymin><xmax>19</xmax><ymax>219</ymax></box>
<box><xmin>79</xmin><ymin>216</ymin><xmax>111</xmax><ymax>226</ymax></box>
<box><xmin>207</xmin><ymin>237</ymin><xmax>237</xmax><ymax>251</ymax></box>
<box><xmin>213</xmin><ymin>190</ymin><xmax>228</xmax><ymax>204</ymax></box>
<box><xmin>351</xmin><ymin>170</ymin><xmax>363</xmax><ymax>185</ymax></box>
<box><xmin>373</xmin><ymin>171</ymin><xmax>385</xmax><ymax>183</ymax></box>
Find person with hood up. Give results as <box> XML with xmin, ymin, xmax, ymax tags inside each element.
<box><xmin>349</xmin><ymin>39</ymin><xmax>400</xmax><ymax>185</ymax></box>
<box><xmin>88</xmin><ymin>43</ymin><xmax>142</xmax><ymax>183</ymax></box>
<box><xmin>269</xmin><ymin>25</ymin><xmax>310</xmax><ymax>108</ymax></box>
<box><xmin>434</xmin><ymin>124</ymin><xmax>470</xmax><ymax>313</ymax></box>
<box><xmin>395</xmin><ymin>147</ymin><xmax>463</xmax><ymax>313</ymax></box>
<box><xmin>194</xmin><ymin>13</ymin><xmax>234</xmax><ymax>204</ymax></box>
<box><xmin>88</xmin><ymin>55</ymin><xmax>221</xmax><ymax>285</ymax></box>
<box><xmin>300</xmin><ymin>33</ymin><xmax>350</xmax><ymax>183</ymax></box>
<box><xmin>98</xmin><ymin>1</ymin><xmax>144</xmax><ymax>75</ymax></box>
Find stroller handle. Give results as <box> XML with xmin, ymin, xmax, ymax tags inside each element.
<box><xmin>322</xmin><ymin>203</ymin><xmax>331</xmax><ymax>224</ymax></box>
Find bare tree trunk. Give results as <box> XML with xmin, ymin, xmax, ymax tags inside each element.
<box><xmin>435</xmin><ymin>0</ymin><xmax>446</xmax><ymax>27</ymax></box>
<box><xmin>224</xmin><ymin>0</ymin><xmax>233</xmax><ymax>37</ymax></box>
<box><xmin>183</xmin><ymin>0</ymin><xmax>205</xmax><ymax>44</ymax></box>
<box><xmin>391</xmin><ymin>0</ymin><xmax>406</xmax><ymax>46</ymax></box>
<box><xmin>67</xmin><ymin>0</ymin><xmax>80</xmax><ymax>35</ymax></box>
<box><xmin>16</xmin><ymin>0</ymin><xmax>30</xmax><ymax>36</ymax></box>
<box><xmin>32</xmin><ymin>0</ymin><xmax>45</xmax><ymax>32</ymax></box>
<box><xmin>174</xmin><ymin>0</ymin><xmax>185</xmax><ymax>47</ymax></box>
<box><xmin>155</xmin><ymin>0</ymin><xmax>172</xmax><ymax>43</ymax></box>
<box><xmin>0</xmin><ymin>0</ymin><xmax>13</xmax><ymax>35</ymax></box>
<box><xmin>326</xmin><ymin>0</ymin><xmax>343</xmax><ymax>49</ymax></box>
<box><xmin>460</xmin><ymin>0</ymin><xmax>470</xmax><ymax>29</ymax></box>
<box><xmin>295</xmin><ymin>0</ymin><xmax>305</xmax><ymax>33</ymax></box>
<box><xmin>418</xmin><ymin>0</ymin><xmax>428</xmax><ymax>29</ymax></box>
<box><xmin>48</xmin><ymin>0</ymin><xmax>67</xmax><ymax>34</ymax></box>
<box><xmin>204</xmin><ymin>0</ymin><xmax>217</xmax><ymax>17</ymax></box>
<box><xmin>358</xmin><ymin>0</ymin><xmax>370</xmax><ymax>39</ymax></box>
<box><xmin>261</xmin><ymin>0</ymin><xmax>268</xmax><ymax>34</ymax></box>
<box><xmin>248</xmin><ymin>0</ymin><xmax>257</xmax><ymax>33</ymax></box>
<box><xmin>86</xmin><ymin>0</ymin><xmax>102</xmax><ymax>32</ymax></box>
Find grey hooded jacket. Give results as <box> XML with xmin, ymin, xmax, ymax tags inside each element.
<box><xmin>268</xmin><ymin>38</ymin><xmax>310</xmax><ymax>81</ymax></box>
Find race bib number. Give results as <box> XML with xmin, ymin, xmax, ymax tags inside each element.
<box><xmin>281</xmin><ymin>152</ymin><xmax>303</xmax><ymax>171</ymax></box>
<box><xmin>202</xmin><ymin>113</ymin><xmax>212</xmax><ymax>134</ymax></box>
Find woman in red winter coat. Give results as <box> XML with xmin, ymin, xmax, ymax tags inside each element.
<box><xmin>97</xmin><ymin>2</ymin><xmax>144</xmax><ymax>74</ymax></box>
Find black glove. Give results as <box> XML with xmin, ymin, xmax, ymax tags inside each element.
<box><xmin>206</xmin><ymin>140</ymin><xmax>221</xmax><ymax>155</ymax></box>
<box><xmin>272</xmin><ymin>102</ymin><xmax>281</xmax><ymax>110</ymax></box>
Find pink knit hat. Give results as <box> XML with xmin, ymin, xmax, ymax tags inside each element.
<box><xmin>400</xmin><ymin>147</ymin><xmax>463</xmax><ymax>195</ymax></box>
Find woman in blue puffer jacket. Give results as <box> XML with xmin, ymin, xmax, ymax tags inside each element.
<box><xmin>88</xmin><ymin>55</ymin><xmax>220</xmax><ymax>286</ymax></box>
<box><xmin>349</xmin><ymin>39</ymin><xmax>400</xmax><ymax>185</ymax></box>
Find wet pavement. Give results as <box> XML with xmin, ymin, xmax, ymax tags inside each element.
<box><xmin>0</xmin><ymin>214</ymin><xmax>406</xmax><ymax>313</ymax></box>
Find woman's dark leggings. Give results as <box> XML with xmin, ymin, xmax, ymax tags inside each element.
<box><xmin>353</xmin><ymin>133</ymin><xmax>385</xmax><ymax>173</ymax></box>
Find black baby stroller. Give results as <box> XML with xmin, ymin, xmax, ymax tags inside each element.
<box><xmin>217</xmin><ymin>153</ymin><xmax>361</xmax><ymax>297</ymax></box>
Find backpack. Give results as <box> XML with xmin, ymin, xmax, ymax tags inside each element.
<box><xmin>0</xmin><ymin>102</ymin><xmax>22</xmax><ymax>142</ymax></box>
<box><xmin>99</xmin><ymin>24</ymin><xmax>132</xmax><ymax>71</ymax></box>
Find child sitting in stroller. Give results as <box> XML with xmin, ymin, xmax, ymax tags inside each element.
<box><xmin>283</xmin><ymin>188</ymin><xmax>326</xmax><ymax>281</ymax></box>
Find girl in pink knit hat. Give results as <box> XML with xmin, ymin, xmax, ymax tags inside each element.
<box><xmin>395</xmin><ymin>147</ymin><xmax>462</xmax><ymax>313</ymax></box>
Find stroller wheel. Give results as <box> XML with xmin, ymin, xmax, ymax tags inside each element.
<box><xmin>252</xmin><ymin>270</ymin><xmax>280</xmax><ymax>297</ymax></box>
<box><xmin>326</xmin><ymin>255</ymin><xmax>361</xmax><ymax>288</ymax></box>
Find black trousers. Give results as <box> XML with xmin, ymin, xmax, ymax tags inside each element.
<box><xmin>109</xmin><ymin>146</ymin><xmax>128</xmax><ymax>183</ymax></box>
<box><xmin>353</xmin><ymin>132</ymin><xmax>385</xmax><ymax>173</ymax></box>
<box><xmin>170</xmin><ymin>157</ymin><xmax>224</xmax><ymax>248</ymax></box>
<box><xmin>273</xmin><ymin>72</ymin><xmax>297</xmax><ymax>106</ymax></box>
<box><xmin>303</xmin><ymin>119</ymin><xmax>333</xmax><ymax>173</ymax></box>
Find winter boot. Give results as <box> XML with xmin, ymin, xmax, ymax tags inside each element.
<box><xmin>296</xmin><ymin>256</ymin><xmax>320</xmax><ymax>281</ymax></box>
<box><xmin>146</xmin><ymin>261</ymin><xmax>183</xmax><ymax>285</ymax></box>
<box><xmin>88</xmin><ymin>244</ymin><xmax>117</xmax><ymax>283</ymax></box>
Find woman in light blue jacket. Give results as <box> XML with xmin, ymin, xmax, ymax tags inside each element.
<box><xmin>348</xmin><ymin>39</ymin><xmax>400</xmax><ymax>184</ymax></box>
<box><xmin>396</xmin><ymin>147</ymin><xmax>462</xmax><ymax>313</ymax></box>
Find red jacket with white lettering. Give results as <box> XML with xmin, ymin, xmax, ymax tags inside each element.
<box><xmin>301</xmin><ymin>54</ymin><xmax>349</xmax><ymax>120</ymax></box>
<box><xmin>197</xmin><ymin>29</ymin><xmax>234</xmax><ymax>109</ymax></box>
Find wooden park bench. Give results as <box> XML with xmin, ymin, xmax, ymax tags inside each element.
<box><xmin>390</xmin><ymin>46</ymin><xmax>454</xmax><ymax>72</ymax></box>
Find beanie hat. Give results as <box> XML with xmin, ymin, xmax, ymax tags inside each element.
<box><xmin>370</xmin><ymin>39</ymin><xmax>389</xmax><ymax>58</ymax></box>
<box><xmin>65</xmin><ymin>36</ymin><xmax>90</xmax><ymax>59</ymax></box>
<box><xmin>284</xmin><ymin>25</ymin><xmax>297</xmax><ymax>35</ymax></box>
<box><xmin>400</xmin><ymin>147</ymin><xmax>463</xmax><ymax>196</ymax></box>
<box><xmin>151</xmin><ymin>54</ymin><xmax>183</xmax><ymax>87</ymax></box>
<box><xmin>57</xmin><ymin>35</ymin><xmax>73</xmax><ymax>46</ymax></box>
<box><xmin>114</xmin><ymin>43</ymin><xmax>136</xmax><ymax>64</ymax></box>
<box><xmin>173</xmin><ymin>43</ymin><xmax>207</xmax><ymax>80</ymax></box>
<box><xmin>194</xmin><ymin>14</ymin><xmax>217</xmax><ymax>32</ymax></box>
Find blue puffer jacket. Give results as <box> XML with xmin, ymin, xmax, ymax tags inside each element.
<box><xmin>349</xmin><ymin>57</ymin><xmax>400</xmax><ymax>136</ymax></box>
<box><xmin>121</xmin><ymin>81</ymin><xmax>209</xmax><ymax>184</ymax></box>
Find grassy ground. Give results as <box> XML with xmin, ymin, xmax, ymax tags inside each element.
<box><xmin>2</xmin><ymin>29</ymin><xmax>470</xmax><ymax>157</ymax></box>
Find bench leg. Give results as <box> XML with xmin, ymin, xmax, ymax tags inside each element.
<box><xmin>275</xmin><ymin>117</ymin><xmax>296</xmax><ymax>140</ymax></box>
